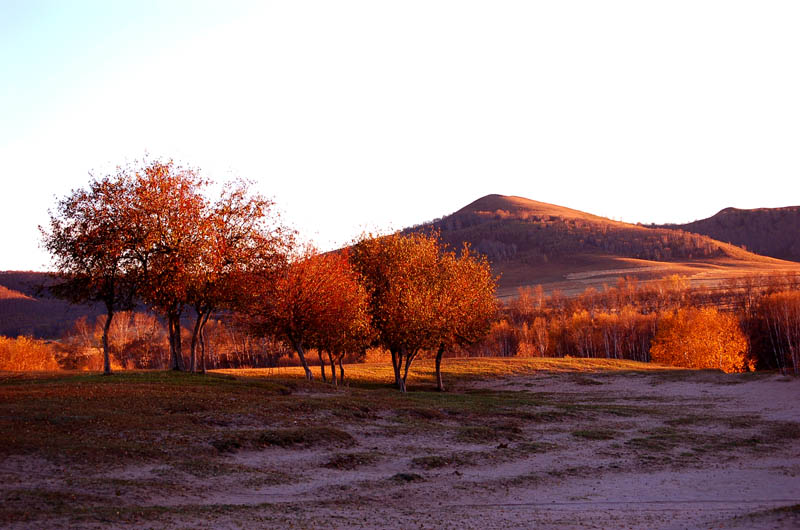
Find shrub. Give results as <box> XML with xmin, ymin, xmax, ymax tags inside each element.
<box><xmin>0</xmin><ymin>336</ymin><xmax>60</xmax><ymax>371</ymax></box>
<box><xmin>651</xmin><ymin>308</ymin><xmax>751</xmax><ymax>373</ymax></box>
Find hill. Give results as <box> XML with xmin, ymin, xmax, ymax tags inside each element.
<box><xmin>413</xmin><ymin>194</ymin><xmax>800</xmax><ymax>297</ymax></box>
<box><xmin>658</xmin><ymin>206</ymin><xmax>800</xmax><ymax>262</ymax></box>
<box><xmin>0</xmin><ymin>271</ymin><xmax>103</xmax><ymax>339</ymax></box>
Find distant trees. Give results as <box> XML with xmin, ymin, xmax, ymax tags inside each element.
<box><xmin>650</xmin><ymin>307</ymin><xmax>751</xmax><ymax>373</ymax></box>
<box><xmin>432</xmin><ymin>208</ymin><xmax>733</xmax><ymax>265</ymax></box>
<box><xmin>0</xmin><ymin>336</ymin><xmax>60</xmax><ymax>371</ymax></box>
<box><xmin>489</xmin><ymin>274</ymin><xmax>800</xmax><ymax>373</ymax></box>
<box><xmin>758</xmin><ymin>291</ymin><xmax>800</xmax><ymax>375</ymax></box>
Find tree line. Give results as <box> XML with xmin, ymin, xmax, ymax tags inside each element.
<box><xmin>25</xmin><ymin>159</ymin><xmax>800</xmax><ymax>381</ymax></box>
<box><xmin>485</xmin><ymin>273</ymin><xmax>800</xmax><ymax>374</ymax></box>
<box><xmin>40</xmin><ymin>159</ymin><xmax>498</xmax><ymax>391</ymax></box>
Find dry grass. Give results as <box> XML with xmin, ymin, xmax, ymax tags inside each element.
<box><xmin>218</xmin><ymin>357</ymin><xmax>678</xmax><ymax>389</ymax></box>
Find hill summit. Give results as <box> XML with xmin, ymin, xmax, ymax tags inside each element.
<box><xmin>455</xmin><ymin>194</ymin><xmax>613</xmax><ymax>223</ymax></box>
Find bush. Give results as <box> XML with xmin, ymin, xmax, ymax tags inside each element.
<box><xmin>0</xmin><ymin>336</ymin><xmax>60</xmax><ymax>371</ymax></box>
<box><xmin>651</xmin><ymin>308</ymin><xmax>752</xmax><ymax>373</ymax></box>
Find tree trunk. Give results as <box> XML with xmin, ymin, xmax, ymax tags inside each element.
<box><xmin>400</xmin><ymin>348</ymin><xmax>416</xmax><ymax>393</ymax></box>
<box><xmin>292</xmin><ymin>340</ymin><xmax>313</xmax><ymax>380</ymax></box>
<box><xmin>435</xmin><ymin>342</ymin><xmax>446</xmax><ymax>392</ymax></box>
<box><xmin>390</xmin><ymin>348</ymin><xmax>402</xmax><ymax>388</ymax></box>
<box><xmin>200</xmin><ymin>310</ymin><xmax>211</xmax><ymax>374</ymax></box>
<box><xmin>338</xmin><ymin>357</ymin><xmax>344</xmax><ymax>383</ymax></box>
<box><xmin>318</xmin><ymin>349</ymin><xmax>327</xmax><ymax>382</ymax></box>
<box><xmin>190</xmin><ymin>309</ymin><xmax>203</xmax><ymax>373</ymax></box>
<box><xmin>102</xmin><ymin>307</ymin><xmax>114</xmax><ymax>376</ymax></box>
<box><xmin>328</xmin><ymin>351</ymin><xmax>337</xmax><ymax>387</ymax></box>
<box><xmin>169</xmin><ymin>313</ymin><xmax>185</xmax><ymax>371</ymax></box>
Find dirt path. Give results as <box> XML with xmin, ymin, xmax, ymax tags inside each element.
<box><xmin>2</xmin><ymin>369</ymin><xmax>799</xmax><ymax>528</ymax></box>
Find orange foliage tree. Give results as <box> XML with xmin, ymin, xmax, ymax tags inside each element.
<box><xmin>309</xmin><ymin>251</ymin><xmax>373</xmax><ymax>386</ymax></box>
<box><xmin>186</xmin><ymin>180</ymin><xmax>291</xmax><ymax>373</ymax></box>
<box><xmin>247</xmin><ymin>248</ymin><xmax>371</xmax><ymax>381</ymax></box>
<box><xmin>650</xmin><ymin>307</ymin><xmax>751</xmax><ymax>373</ymax></box>
<box><xmin>351</xmin><ymin>232</ymin><xmax>495</xmax><ymax>392</ymax></box>
<box><xmin>432</xmin><ymin>245</ymin><xmax>497</xmax><ymax>391</ymax></box>
<box><xmin>127</xmin><ymin>159</ymin><xmax>210</xmax><ymax>371</ymax></box>
<box><xmin>350</xmin><ymin>232</ymin><xmax>447</xmax><ymax>392</ymax></box>
<box><xmin>0</xmin><ymin>336</ymin><xmax>60</xmax><ymax>371</ymax></box>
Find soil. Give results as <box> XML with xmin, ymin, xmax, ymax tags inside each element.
<box><xmin>2</xmin><ymin>369</ymin><xmax>799</xmax><ymax>529</ymax></box>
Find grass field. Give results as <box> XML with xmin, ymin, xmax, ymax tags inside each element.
<box><xmin>1</xmin><ymin>358</ymin><xmax>799</xmax><ymax>528</ymax></box>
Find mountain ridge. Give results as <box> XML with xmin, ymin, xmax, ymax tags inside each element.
<box><xmin>414</xmin><ymin>194</ymin><xmax>799</xmax><ymax>297</ymax></box>
<box><xmin>657</xmin><ymin>205</ymin><xmax>800</xmax><ymax>261</ymax></box>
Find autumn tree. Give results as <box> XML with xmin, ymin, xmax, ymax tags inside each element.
<box><xmin>186</xmin><ymin>180</ymin><xmax>291</xmax><ymax>373</ymax></box>
<box><xmin>650</xmin><ymin>307</ymin><xmax>751</xmax><ymax>373</ymax></box>
<box><xmin>310</xmin><ymin>251</ymin><xmax>372</xmax><ymax>386</ymax></box>
<box><xmin>432</xmin><ymin>245</ymin><xmax>497</xmax><ymax>391</ymax></box>
<box><xmin>41</xmin><ymin>168</ymin><xmax>139</xmax><ymax>375</ymax></box>
<box><xmin>351</xmin><ymin>232</ymin><xmax>462</xmax><ymax>392</ymax></box>
<box><xmin>126</xmin><ymin>160</ymin><xmax>210</xmax><ymax>371</ymax></box>
<box><xmin>247</xmin><ymin>248</ymin><xmax>369</xmax><ymax>381</ymax></box>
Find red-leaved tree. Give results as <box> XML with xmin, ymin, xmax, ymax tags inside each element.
<box><xmin>247</xmin><ymin>248</ymin><xmax>370</xmax><ymax>381</ymax></box>
<box><xmin>42</xmin><ymin>168</ymin><xmax>140</xmax><ymax>375</ymax></box>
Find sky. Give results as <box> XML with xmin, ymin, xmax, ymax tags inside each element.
<box><xmin>1</xmin><ymin>0</ymin><xmax>799</xmax><ymax>271</ymax></box>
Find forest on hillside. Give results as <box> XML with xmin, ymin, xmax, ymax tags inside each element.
<box><xmin>660</xmin><ymin>206</ymin><xmax>800</xmax><ymax>261</ymax></box>
<box><xmin>427</xmin><ymin>209</ymin><xmax>748</xmax><ymax>265</ymax></box>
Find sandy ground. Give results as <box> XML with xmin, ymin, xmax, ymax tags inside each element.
<box><xmin>3</xmin><ymin>370</ymin><xmax>800</xmax><ymax>529</ymax></box>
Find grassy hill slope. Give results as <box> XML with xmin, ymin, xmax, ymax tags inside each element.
<box><xmin>659</xmin><ymin>205</ymin><xmax>800</xmax><ymax>262</ymax></box>
<box><xmin>415</xmin><ymin>194</ymin><xmax>799</xmax><ymax>297</ymax></box>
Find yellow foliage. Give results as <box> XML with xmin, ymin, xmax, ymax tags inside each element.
<box><xmin>651</xmin><ymin>308</ymin><xmax>751</xmax><ymax>373</ymax></box>
<box><xmin>0</xmin><ymin>336</ymin><xmax>60</xmax><ymax>371</ymax></box>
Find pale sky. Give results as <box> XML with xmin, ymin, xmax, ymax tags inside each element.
<box><xmin>2</xmin><ymin>0</ymin><xmax>799</xmax><ymax>271</ymax></box>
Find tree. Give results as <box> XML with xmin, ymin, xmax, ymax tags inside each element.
<box><xmin>186</xmin><ymin>180</ymin><xmax>291</xmax><ymax>373</ymax></box>
<box><xmin>651</xmin><ymin>307</ymin><xmax>751</xmax><ymax>373</ymax></box>
<box><xmin>310</xmin><ymin>251</ymin><xmax>372</xmax><ymax>387</ymax></box>
<box><xmin>433</xmin><ymin>245</ymin><xmax>497</xmax><ymax>391</ymax></box>
<box><xmin>350</xmin><ymin>232</ymin><xmax>455</xmax><ymax>392</ymax></box>
<box><xmin>247</xmin><ymin>248</ymin><xmax>368</xmax><ymax>381</ymax></box>
<box><xmin>127</xmin><ymin>159</ymin><xmax>210</xmax><ymax>371</ymax></box>
<box><xmin>41</xmin><ymin>169</ymin><xmax>139</xmax><ymax>375</ymax></box>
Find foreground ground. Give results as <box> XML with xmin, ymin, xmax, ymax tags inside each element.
<box><xmin>1</xmin><ymin>358</ymin><xmax>799</xmax><ymax>529</ymax></box>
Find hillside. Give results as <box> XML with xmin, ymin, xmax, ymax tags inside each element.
<box><xmin>414</xmin><ymin>194</ymin><xmax>800</xmax><ymax>297</ymax></box>
<box><xmin>0</xmin><ymin>271</ymin><xmax>103</xmax><ymax>338</ymax></box>
<box><xmin>659</xmin><ymin>206</ymin><xmax>800</xmax><ymax>262</ymax></box>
